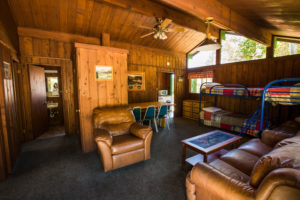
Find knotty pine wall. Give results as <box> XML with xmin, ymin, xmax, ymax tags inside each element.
<box><xmin>111</xmin><ymin>41</ymin><xmax>186</xmax><ymax>116</ymax></box>
<box><xmin>186</xmin><ymin>54</ymin><xmax>300</xmax><ymax>124</ymax></box>
<box><xmin>75</xmin><ymin>43</ymin><xmax>129</xmax><ymax>152</ymax></box>
<box><xmin>0</xmin><ymin>1</ymin><xmax>20</xmax><ymax>181</ymax></box>
<box><xmin>17</xmin><ymin>30</ymin><xmax>187</xmax><ymax>141</ymax></box>
<box><xmin>0</xmin><ymin>44</ymin><xmax>21</xmax><ymax>180</ymax></box>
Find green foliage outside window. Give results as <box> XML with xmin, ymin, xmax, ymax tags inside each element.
<box><xmin>221</xmin><ymin>32</ymin><xmax>266</xmax><ymax>64</ymax></box>
<box><xmin>190</xmin><ymin>79</ymin><xmax>198</xmax><ymax>93</ymax></box>
<box><xmin>239</xmin><ymin>39</ymin><xmax>266</xmax><ymax>60</ymax></box>
<box><xmin>274</xmin><ymin>38</ymin><xmax>300</xmax><ymax>57</ymax></box>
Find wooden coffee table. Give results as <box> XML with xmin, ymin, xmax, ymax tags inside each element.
<box><xmin>181</xmin><ymin>130</ymin><xmax>242</xmax><ymax>166</ymax></box>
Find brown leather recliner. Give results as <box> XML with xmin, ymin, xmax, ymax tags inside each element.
<box><xmin>93</xmin><ymin>106</ymin><xmax>153</xmax><ymax>172</ymax></box>
<box><xmin>186</xmin><ymin>119</ymin><xmax>300</xmax><ymax>200</ymax></box>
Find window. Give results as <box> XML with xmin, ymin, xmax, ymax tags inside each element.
<box><xmin>188</xmin><ymin>71</ymin><xmax>213</xmax><ymax>93</ymax></box>
<box><xmin>274</xmin><ymin>37</ymin><xmax>300</xmax><ymax>57</ymax></box>
<box><xmin>187</xmin><ymin>50</ymin><xmax>216</xmax><ymax>68</ymax></box>
<box><xmin>190</xmin><ymin>77</ymin><xmax>213</xmax><ymax>93</ymax></box>
<box><xmin>221</xmin><ymin>32</ymin><xmax>266</xmax><ymax>64</ymax></box>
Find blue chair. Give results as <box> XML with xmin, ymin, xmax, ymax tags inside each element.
<box><xmin>156</xmin><ymin>105</ymin><xmax>169</xmax><ymax>130</ymax></box>
<box><xmin>143</xmin><ymin>106</ymin><xmax>158</xmax><ymax>132</ymax></box>
<box><xmin>132</xmin><ymin>107</ymin><xmax>142</xmax><ymax>124</ymax></box>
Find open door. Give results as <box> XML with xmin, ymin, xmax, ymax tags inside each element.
<box><xmin>29</xmin><ymin>65</ymin><xmax>48</xmax><ymax>138</ymax></box>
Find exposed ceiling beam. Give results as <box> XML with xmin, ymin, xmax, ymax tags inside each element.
<box><xmin>156</xmin><ymin>0</ymin><xmax>272</xmax><ymax>46</ymax></box>
<box><xmin>95</xmin><ymin>0</ymin><xmax>219</xmax><ymax>38</ymax></box>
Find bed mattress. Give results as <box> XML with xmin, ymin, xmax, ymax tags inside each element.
<box><xmin>265</xmin><ymin>87</ymin><xmax>300</xmax><ymax>105</ymax></box>
<box><xmin>202</xmin><ymin>87</ymin><xmax>263</xmax><ymax>97</ymax></box>
<box><xmin>200</xmin><ymin>108</ymin><xmax>261</xmax><ymax>137</ymax></box>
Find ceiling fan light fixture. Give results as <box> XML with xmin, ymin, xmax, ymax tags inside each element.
<box><xmin>194</xmin><ymin>38</ymin><xmax>221</xmax><ymax>51</ymax></box>
<box><xmin>153</xmin><ymin>31</ymin><xmax>167</xmax><ymax>40</ymax></box>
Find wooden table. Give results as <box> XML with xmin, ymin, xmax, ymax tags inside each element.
<box><xmin>181</xmin><ymin>130</ymin><xmax>241</xmax><ymax>166</ymax></box>
<box><xmin>129</xmin><ymin>101</ymin><xmax>175</xmax><ymax>109</ymax></box>
<box><xmin>129</xmin><ymin>101</ymin><xmax>175</xmax><ymax>127</ymax></box>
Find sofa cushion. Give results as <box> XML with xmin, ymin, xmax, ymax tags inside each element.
<box><xmin>102</xmin><ymin>122</ymin><xmax>132</xmax><ymax>136</ymax></box>
<box><xmin>210</xmin><ymin>159</ymin><xmax>250</xmax><ymax>183</ymax></box>
<box><xmin>220</xmin><ymin>149</ymin><xmax>260</xmax><ymax>176</ymax></box>
<box><xmin>238</xmin><ymin>138</ymin><xmax>272</xmax><ymax>157</ymax></box>
<box><xmin>250</xmin><ymin>142</ymin><xmax>300</xmax><ymax>188</ymax></box>
<box><xmin>111</xmin><ymin>134</ymin><xmax>144</xmax><ymax>155</ymax></box>
<box><xmin>275</xmin><ymin>135</ymin><xmax>300</xmax><ymax>148</ymax></box>
<box><xmin>93</xmin><ymin>106</ymin><xmax>135</xmax><ymax>136</ymax></box>
<box><xmin>261</xmin><ymin>128</ymin><xmax>296</xmax><ymax>147</ymax></box>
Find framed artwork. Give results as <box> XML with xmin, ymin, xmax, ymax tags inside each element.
<box><xmin>178</xmin><ymin>76</ymin><xmax>184</xmax><ymax>82</ymax></box>
<box><xmin>128</xmin><ymin>71</ymin><xmax>145</xmax><ymax>91</ymax></box>
<box><xmin>95</xmin><ymin>66</ymin><xmax>113</xmax><ymax>81</ymax></box>
<box><xmin>3</xmin><ymin>62</ymin><xmax>11</xmax><ymax>79</ymax></box>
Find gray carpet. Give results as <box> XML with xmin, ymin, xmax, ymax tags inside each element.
<box><xmin>0</xmin><ymin>118</ymin><xmax>216</xmax><ymax>200</ymax></box>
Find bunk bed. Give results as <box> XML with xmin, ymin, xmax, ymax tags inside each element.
<box><xmin>199</xmin><ymin>78</ymin><xmax>300</xmax><ymax>137</ymax></box>
<box><xmin>259</xmin><ymin>78</ymin><xmax>300</xmax><ymax>132</ymax></box>
<box><xmin>199</xmin><ymin>82</ymin><xmax>264</xmax><ymax>137</ymax></box>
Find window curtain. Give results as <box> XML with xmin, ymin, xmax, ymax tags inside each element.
<box><xmin>188</xmin><ymin>70</ymin><xmax>214</xmax><ymax>79</ymax></box>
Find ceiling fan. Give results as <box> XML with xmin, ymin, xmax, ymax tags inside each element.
<box><xmin>139</xmin><ymin>18</ymin><xmax>185</xmax><ymax>40</ymax></box>
<box><xmin>190</xmin><ymin>17</ymin><xmax>221</xmax><ymax>55</ymax></box>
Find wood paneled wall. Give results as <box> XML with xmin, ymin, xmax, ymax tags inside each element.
<box><xmin>0</xmin><ymin>44</ymin><xmax>20</xmax><ymax>180</ymax></box>
<box><xmin>75</xmin><ymin>43</ymin><xmax>128</xmax><ymax>152</ymax></box>
<box><xmin>17</xmin><ymin>28</ymin><xmax>187</xmax><ymax>144</ymax></box>
<box><xmin>0</xmin><ymin>0</ymin><xmax>18</xmax><ymax>56</ymax></box>
<box><xmin>186</xmin><ymin>54</ymin><xmax>300</xmax><ymax>124</ymax></box>
<box><xmin>111</xmin><ymin>41</ymin><xmax>187</xmax><ymax>116</ymax></box>
<box><xmin>18</xmin><ymin>36</ymin><xmax>75</xmax><ymax>140</ymax></box>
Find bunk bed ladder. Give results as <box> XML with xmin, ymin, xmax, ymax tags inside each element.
<box><xmin>239</xmin><ymin>108</ymin><xmax>261</xmax><ymax>136</ymax></box>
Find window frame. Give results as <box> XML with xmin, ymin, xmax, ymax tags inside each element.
<box><xmin>273</xmin><ymin>36</ymin><xmax>300</xmax><ymax>58</ymax></box>
<box><xmin>220</xmin><ymin>31</ymin><xmax>267</xmax><ymax>64</ymax></box>
<box><xmin>189</xmin><ymin>77</ymin><xmax>213</xmax><ymax>94</ymax></box>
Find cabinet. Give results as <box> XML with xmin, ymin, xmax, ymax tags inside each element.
<box><xmin>183</xmin><ymin>100</ymin><xmax>212</xmax><ymax>120</ymax></box>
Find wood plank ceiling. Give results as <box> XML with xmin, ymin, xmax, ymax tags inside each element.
<box><xmin>220</xmin><ymin>0</ymin><xmax>300</xmax><ymax>38</ymax></box>
<box><xmin>7</xmin><ymin>0</ymin><xmax>206</xmax><ymax>53</ymax></box>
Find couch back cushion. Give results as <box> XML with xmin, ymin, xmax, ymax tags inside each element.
<box><xmin>250</xmin><ymin>142</ymin><xmax>300</xmax><ymax>188</ymax></box>
<box><xmin>93</xmin><ymin>106</ymin><xmax>135</xmax><ymax>136</ymax></box>
<box><xmin>275</xmin><ymin>135</ymin><xmax>300</xmax><ymax>148</ymax></box>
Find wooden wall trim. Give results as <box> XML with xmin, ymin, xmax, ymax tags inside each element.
<box><xmin>18</xmin><ymin>27</ymin><xmax>190</xmax><ymax>55</ymax></box>
<box><xmin>18</xmin><ymin>27</ymin><xmax>100</xmax><ymax>45</ymax></box>
<box><xmin>187</xmin><ymin>54</ymin><xmax>300</xmax><ymax>73</ymax></box>
<box><xmin>74</xmin><ymin>43</ymin><xmax>128</xmax><ymax>54</ymax></box>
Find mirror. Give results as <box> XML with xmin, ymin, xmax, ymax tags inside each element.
<box><xmin>47</xmin><ymin>77</ymin><xmax>59</xmax><ymax>97</ymax></box>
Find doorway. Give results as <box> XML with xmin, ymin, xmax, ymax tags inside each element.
<box><xmin>158</xmin><ymin>72</ymin><xmax>175</xmax><ymax>118</ymax></box>
<box><xmin>29</xmin><ymin>65</ymin><xmax>65</xmax><ymax>139</ymax></box>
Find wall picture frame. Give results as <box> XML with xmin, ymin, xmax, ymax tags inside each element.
<box><xmin>128</xmin><ymin>71</ymin><xmax>145</xmax><ymax>91</ymax></box>
<box><xmin>3</xmin><ymin>62</ymin><xmax>11</xmax><ymax>79</ymax></box>
<box><xmin>95</xmin><ymin>66</ymin><xmax>113</xmax><ymax>81</ymax></box>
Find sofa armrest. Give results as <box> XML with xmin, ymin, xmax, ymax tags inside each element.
<box><xmin>94</xmin><ymin>128</ymin><xmax>112</xmax><ymax>146</ymax></box>
<box><xmin>261</xmin><ymin>129</ymin><xmax>294</xmax><ymax>147</ymax></box>
<box><xmin>130</xmin><ymin>123</ymin><xmax>152</xmax><ymax>139</ymax></box>
<box><xmin>189</xmin><ymin>163</ymin><xmax>255</xmax><ymax>200</ymax></box>
<box><xmin>256</xmin><ymin>168</ymin><xmax>300</xmax><ymax>200</ymax></box>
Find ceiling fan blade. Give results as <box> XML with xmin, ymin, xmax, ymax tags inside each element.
<box><xmin>140</xmin><ymin>32</ymin><xmax>155</xmax><ymax>39</ymax></box>
<box><xmin>138</xmin><ymin>25</ymin><xmax>154</xmax><ymax>30</ymax></box>
<box><xmin>167</xmin><ymin>27</ymin><xmax>185</xmax><ymax>32</ymax></box>
<box><xmin>161</xmin><ymin>18</ymin><xmax>172</xmax><ymax>28</ymax></box>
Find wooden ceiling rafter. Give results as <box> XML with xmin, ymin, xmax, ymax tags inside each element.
<box><xmin>156</xmin><ymin>0</ymin><xmax>273</xmax><ymax>46</ymax></box>
<box><xmin>8</xmin><ymin>0</ymin><xmax>217</xmax><ymax>53</ymax></box>
<box><xmin>95</xmin><ymin>0</ymin><xmax>219</xmax><ymax>38</ymax></box>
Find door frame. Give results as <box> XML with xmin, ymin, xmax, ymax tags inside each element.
<box><xmin>17</xmin><ymin>56</ymin><xmax>75</xmax><ymax>141</ymax></box>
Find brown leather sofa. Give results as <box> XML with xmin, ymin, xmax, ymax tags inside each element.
<box><xmin>186</xmin><ymin>119</ymin><xmax>300</xmax><ymax>200</ymax></box>
<box><xmin>93</xmin><ymin>106</ymin><xmax>153</xmax><ymax>172</ymax></box>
